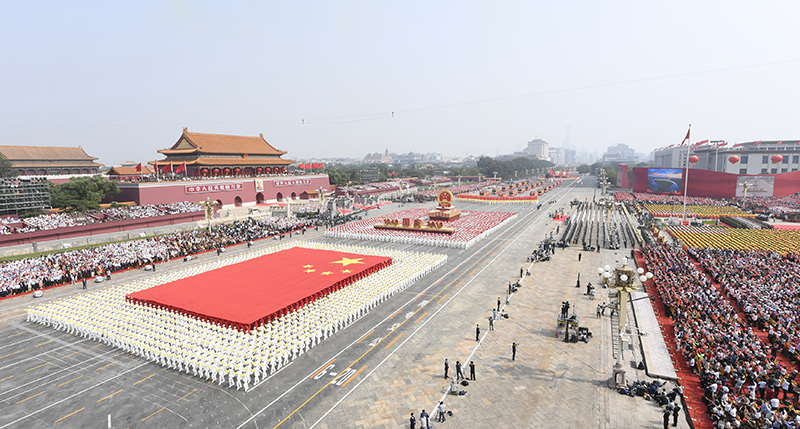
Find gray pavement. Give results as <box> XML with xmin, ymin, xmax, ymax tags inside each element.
<box><xmin>0</xmin><ymin>180</ymin><xmax>694</xmax><ymax>429</ymax></box>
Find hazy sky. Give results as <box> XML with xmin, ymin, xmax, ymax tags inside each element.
<box><xmin>2</xmin><ymin>2</ymin><xmax>799</xmax><ymax>165</ymax></box>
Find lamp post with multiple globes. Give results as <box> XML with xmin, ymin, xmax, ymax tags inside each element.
<box><xmin>599</xmin><ymin>258</ymin><xmax>652</xmax><ymax>388</ymax></box>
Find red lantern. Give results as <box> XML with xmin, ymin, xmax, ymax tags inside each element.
<box><xmin>688</xmin><ymin>155</ymin><xmax>699</xmax><ymax>165</ymax></box>
<box><xmin>728</xmin><ymin>155</ymin><xmax>740</xmax><ymax>165</ymax></box>
<box><xmin>772</xmin><ymin>155</ymin><xmax>784</xmax><ymax>164</ymax></box>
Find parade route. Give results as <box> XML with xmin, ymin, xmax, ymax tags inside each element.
<box><xmin>0</xmin><ymin>178</ymin><xmax>689</xmax><ymax>428</ymax></box>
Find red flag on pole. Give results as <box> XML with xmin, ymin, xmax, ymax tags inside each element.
<box><xmin>162</xmin><ymin>162</ymin><xmax>172</xmax><ymax>173</ymax></box>
<box><xmin>135</xmin><ymin>163</ymin><xmax>142</xmax><ymax>172</ymax></box>
<box><xmin>318</xmin><ymin>162</ymin><xmax>323</xmax><ymax>169</ymax></box>
<box><xmin>175</xmin><ymin>162</ymin><xmax>186</xmax><ymax>174</ymax></box>
<box><xmin>717</xmin><ymin>142</ymin><xmax>727</xmax><ymax>147</ymax></box>
<box><xmin>692</xmin><ymin>139</ymin><xmax>709</xmax><ymax>148</ymax></box>
<box><xmin>680</xmin><ymin>128</ymin><xmax>691</xmax><ymax>146</ymax></box>
<box><xmin>776</xmin><ymin>141</ymin><xmax>783</xmax><ymax>145</ymax></box>
<box><xmin>298</xmin><ymin>163</ymin><xmax>305</xmax><ymax>169</ymax></box>
<box><xmin>754</xmin><ymin>141</ymin><xmax>761</xmax><ymax>146</ymax></box>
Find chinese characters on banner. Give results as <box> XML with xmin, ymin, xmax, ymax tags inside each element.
<box><xmin>185</xmin><ymin>183</ymin><xmax>244</xmax><ymax>194</ymax></box>
<box><xmin>273</xmin><ymin>179</ymin><xmax>312</xmax><ymax>188</ymax></box>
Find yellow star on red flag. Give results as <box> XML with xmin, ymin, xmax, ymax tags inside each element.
<box><xmin>305</xmin><ymin>268</ymin><xmax>316</xmax><ymax>273</ymax></box>
<box><xmin>303</xmin><ymin>264</ymin><xmax>314</xmax><ymax>268</ymax></box>
<box><xmin>341</xmin><ymin>269</ymin><xmax>352</xmax><ymax>274</ymax></box>
<box><xmin>321</xmin><ymin>271</ymin><xmax>332</xmax><ymax>276</ymax></box>
<box><xmin>331</xmin><ymin>257</ymin><xmax>365</xmax><ymax>267</ymax></box>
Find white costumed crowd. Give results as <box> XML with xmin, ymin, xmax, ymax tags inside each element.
<box><xmin>27</xmin><ymin>242</ymin><xmax>446</xmax><ymax>391</ymax></box>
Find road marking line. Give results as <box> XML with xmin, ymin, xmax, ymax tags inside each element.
<box><xmin>303</xmin><ymin>192</ymin><xmax>571</xmax><ymax>429</ymax></box>
<box><xmin>133</xmin><ymin>373</ymin><xmax>155</xmax><ymax>385</ymax></box>
<box><xmin>7</xmin><ymin>332</ymin><xmax>25</xmax><ymax>338</ymax></box>
<box><xmin>95</xmin><ymin>362</ymin><xmax>114</xmax><ymax>371</ymax></box>
<box><xmin>141</xmin><ymin>406</ymin><xmax>165</xmax><ymax>422</ymax></box>
<box><xmin>0</xmin><ymin>350</ymin><xmax>24</xmax><ymax>360</ymax></box>
<box><xmin>414</xmin><ymin>312</ymin><xmax>427</xmax><ymax>323</ymax></box>
<box><xmin>455</xmin><ymin>280</ymin><xmax>464</xmax><ymax>288</ymax></box>
<box><xmin>62</xmin><ymin>351</ymin><xmax>80</xmax><ymax>359</ymax></box>
<box><xmin>25</xmin><ymin>362</ymin><xmax>51</xmax><ymax>372</ymax></box>
<box><xmin>309</xmin><ymin>358</ymin><xmax>336</xmax><ymax>379</ymax></box>
<box><xmin>436</xmin><ymin>295</ymin><xmax>447</xmax><ymax>304</ymax></box>
<box><xmin>34</xmin><ymin>340</ymin><xmax>53</xmax><ymax>348</ymax></box>
<box><xmin>176</xmin><ymin>388</ymin><xmax>197</xmax><ymax>402</ymax></box>
<box><xmin>355</xmin><ymin>330</ymin><xmax>373</xmax><ymax>344</ymax></box>
<box><xmin>0</xmin><ymin>375</ymin><xmax>13</xmax><ymax>382</ymax></box>
<box><xmin>97</xmin><ymin>389</ymin><xmax>123</xmax><ymax>403</ymax></box>
<box><xmin>16</xmin><ymin>391</ymin><xmax>45</xmax><ymax>404</ymax></box>
<box><xmin>54</xmin><ymin>407</ymin><xmax>84</xmax><ymax>423</ymax></box>
<box><xmin>92</xmin><ymin>343</ymin><xmax>102</xmax><ymax>348</ymax></box>
<box><xmin>470</xmin><ymin>268</ymin><xmax>478</xmax><ymax>275</ymax></box>
<box><xmin>384</xmin><ymin>333</ymin><xmax>403</xmax><ymax>349</ymax></box>
<box><xmin>58</xmin><ymin>375</ymin><xmax>82</xmax><ymax>386</ymax></box>
<box><xmin>388</xmin><ymin>308</ymin><xmax>401</xmax><ymax>319</ymax></box>
<box><xmin>340</xmin><ymin>365</ymin><xmax>366</xmax><ymax>387</ymax></box>
<box><xmin>235</xmin><ymin>195</ymin><xmax>574</xmax><ymax>429</ymax></box>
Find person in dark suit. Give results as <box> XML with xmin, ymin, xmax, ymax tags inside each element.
<box><xmin>469</xmin><ymin>361</ymin><xmax>476</xmax><ymax>380</ymax></box>
<box><xmin>443</xmin><ymin>358</ymin><xmax>449</xmax><ymax>379</ymax></box>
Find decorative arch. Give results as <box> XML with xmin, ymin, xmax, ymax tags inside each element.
<box><xmin>234</xmin><ymin>196</ymin><xmax>243</xmax><ymax>207</ymax></box>
<box><xmin>256</xmin><ymin>192</ymin><xmax>265</xmax><ymax>204</ymax></box>
<box><xmin>276</xmin><ymin>192</ymin><xmax>283</xmax><ymax>202</ymax></box>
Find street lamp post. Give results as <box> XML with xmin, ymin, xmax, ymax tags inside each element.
<box><xmin>600</xmin><ymin>258</ymin><xmax>652</xmax><ymax>388</ymax></box>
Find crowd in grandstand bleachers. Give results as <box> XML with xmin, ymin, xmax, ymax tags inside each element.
<box><xmin>0</xmin><ymin>216</ymin><xmax>309</xmax><ymax>297</ymax></box>
<box><xmin>0</xmin><ymin>202</ymin><xmax>203</xmax><ymax>235</ymax></box>
<box><xmin>643</xmin><ymin>243</ymin><xmax>800</xmax><ymax>427</ymax></box>
<box><xmin>614</xmin><ymin>192</ymin><xmax>729</xmax><ymax>206</ymax></box>
<box><xmin>99</xmin><ymin>201</ymin><xmax>203</xmax><ymax>220</ymax></box>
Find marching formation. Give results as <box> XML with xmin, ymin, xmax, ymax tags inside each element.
<box><xmin>26</xmin><ymin>242</ymin><xmax>446</xmax><ymax>390</ymax></box>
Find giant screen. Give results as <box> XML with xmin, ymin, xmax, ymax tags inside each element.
<box><xmin>646</xmin><ymin>168</ymin><xmax>682</xmax><ymax>195</ymax></box>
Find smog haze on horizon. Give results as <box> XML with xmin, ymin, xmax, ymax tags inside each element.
<box><xmin>1</xmin><ymin>2</ymin><xmax>798</xmax><ymax>165</ymax></box>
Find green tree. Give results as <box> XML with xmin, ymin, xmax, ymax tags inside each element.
<box><xmin>0</xmin><ymin>155</ymin><xmax>18</xmax><ymax>177</ymax></box>
<box><xmin>49</xmin><ymin>176</ymin><xmax>120</xmax><ymax>212</ymax></box>
<box><xmin>324</xmin><ymin>166</ymin><xmax>350</xmax><ymax>186</ymax></box>
<box><xmin>576</xmin><ymin>164</ymin><xmax>591</xmax><ymax>174</ymax></box>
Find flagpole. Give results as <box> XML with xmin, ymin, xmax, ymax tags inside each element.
<box><xmin>682</xmin><ymin>124</ymin><xmax>691</xmax><ymax>224</ymax></box>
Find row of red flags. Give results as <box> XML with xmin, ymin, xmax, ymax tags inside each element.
<box><xmin>298</xmin><ymin>162</ymin><xmax>324</xmax><ymax>169</ymax></box>
<box><xmin>136</xmin><ymin>162</ymin><xmax>186</xmax><ymax>174</ymax></box>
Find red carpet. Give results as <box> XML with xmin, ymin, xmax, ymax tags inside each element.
<box><xmin>127</xmin><ymin>248</ymin><xmax>391</xmax><ymax>331</ymax></box>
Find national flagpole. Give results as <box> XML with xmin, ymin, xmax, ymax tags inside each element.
<box><xmin>682</xmin><ymin>124</ymin><xmax>691</xmax><ymax>224</ymax></box>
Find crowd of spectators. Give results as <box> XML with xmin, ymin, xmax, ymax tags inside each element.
<box><xmin>99</xmin><ymin>202</ymin><xmax>203</xmax><ymax>220</ymax></box>
<box><xmin>642</xmin><ymin>243</ymin><xmax>800</xmax><ymax>427</ymax></box>
<box><xmin>614</xmin><ymin>193</ymin><xmax>729</xmax><ymax>206</ymax></box>
<box><xmin>0</xmin><ymin>202</ymin><xmax>203</xmax><ymax>235</ymax></box>
<box><xmin>0</xmin><ymin>216</ymin><xmax>310</xmax><ymax>298</ymax></box>
<box><xmin>690</xmin><ymin>247</ymin><xmax>800</xmax><ymax>365</ymax></box>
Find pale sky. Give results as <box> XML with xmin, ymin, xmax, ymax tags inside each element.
<box><xmin>1</xmin><ymin>1</ymin><xmax>798</xmax><ymax>165</ymax></box>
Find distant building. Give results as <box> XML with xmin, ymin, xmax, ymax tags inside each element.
<box><xmin>154</xmin><ymin>128</ymin><xmax>293</xmax><ymax>177</ymax></box>
<box><xmin>364</xmin><ymin>149</ymin><xmax>392</xmax><ymax>164</ymax></box>
<box><xmin>107</xmin><ymin>165</ymin><xmax>154</xmax><ymax>181</ymax></box>
<box><xmin>358</xmin><ymin>168</ymin><xmax>381</xmax><ymax>183</ymax></box>
<box><xmin>548</xmin><ymin>147</ymin><xmax>576</xmax><ymax>166</ymax></box>
<box><xmin>0</xmin><ymin>145</ymin><xmax>103</xmax><ymax>176</ymax></box>
<box><xmin>525</xmin><ymin>139</ymin><xmax>550</xmax><ymax>161</ymax></box>
<box><xmin>602</xmin><ymin>143</ymin><xmax>639</xmax><ymax>165</ymax></box>
<box><xmin>656</xmin><ymin>140</ymin><xmax>800</xmax><ymax>175</ymax></box>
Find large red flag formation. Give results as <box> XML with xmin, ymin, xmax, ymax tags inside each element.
<box><xmin>127</xmin><ymin>247</ymin><xmax>392</xmax><ymax>331</ymax></box>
